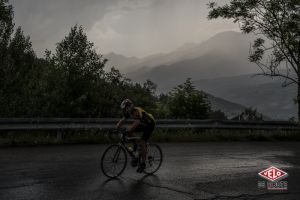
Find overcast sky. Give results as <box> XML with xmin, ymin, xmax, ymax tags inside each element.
<box><xmin>10</xmin><ymin>0</ymin><xmax>238</xmax><ymax>58</ymax></box>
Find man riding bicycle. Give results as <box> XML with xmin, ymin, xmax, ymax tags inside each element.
<box><xmin>116</xmin><ymin>99</ymin><xmax>155</xmax><ymax>173</ymax></box>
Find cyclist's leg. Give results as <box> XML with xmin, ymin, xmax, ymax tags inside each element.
<box><xmin>137</xmin><ymin>123</ymin><xmax>154</xmax><ymax>172</ymax></box>
<box><xmin>127</xmin><ymin>131</ymin><xmax>137</xmax><ymax>146</ymax></box>
<box><xmin>131</xmin><ymin>123</ymin><xmax>144</xmax><ymax>151</ymax></box>
<box><xmin>141</xmin><ymin>122</ymin><xmax>155</xmax><ymax>157</ymax></box>
<box><xmin>136</xmin><ymin>138</ymin><xmax>146</xmax><ymax>173</ymax></box>
<box><xmin>139</xmin><ymin>139</ymin><xmax>147</xmax><ymax>163</ymax></box>
<box><xmin>130</xmin><ymin>123</ymin><xmax>144</xmax><ymax>167</ymax></box>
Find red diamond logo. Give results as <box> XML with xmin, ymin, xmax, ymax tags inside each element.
<box><xmin>258</xmin><ymin>166</ymin><xmax>288</xmax><ymax>182</ymax></box>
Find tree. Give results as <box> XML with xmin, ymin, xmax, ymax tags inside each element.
<box><xmin>0</xmin><ymin>0</ymin><xmax>42</xmax><ymax>117</ymax></box>
<box><xmin>0</xmin><ymin>23</ymin><xmax>40</xmax><ymax>116</ymax></box>
<box><xmin>168</xmin><ymin>78</ymin><xmax>211</xmax><ymax>119</ymax></box>
<box><xmin>0</xmin><ymin>0</ymin><xmax>14</xmax><ymax>65</ymax></box>
<box><xmin>45</xmin><ymin>25</ymin><xmax>159</xmax><ymax>118</ymax></box>
<box><xmin>208</xmin><ymin>0</ymin><xmax>300</xmax><ymax>120</ymax></box>
<box><xmin>209</xmin><ymin>110</ymin><xmax>227</xmax><ymax>120</ymax></box>
<box><xmin>0</xmin><ymin>0</ymin><xmax>14</xmax><ymax>115</ymax></box>
<box><xmin>4</xmin><ymin>27</ymin><xmax>37</xmax><ymax>116</ymax></box>
<box><xmin>123</xmin><ymin>80</ymin><xmax>158</xmax><ymax>115</ymax></box>
<box><xmin>47</xmin><ymin>25</ymin><xmax>108</xmax><ymax>117</ymax></box>
<box><xmin>155</xmin><ymin>93</ymin><xmax>170</xmax><ymax>118</ymax></box>
<box><xmin>233</xmin><ymin>107</ymin><xmax>263</xmax><ymax>121</ymax></box>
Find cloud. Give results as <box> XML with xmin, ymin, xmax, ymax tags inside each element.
<box><xmin>88</xmin><ymin>0</ymin><xmax>238</xmax><ymax>57</ymax></box>
<box><xmin>89</xmin><ymin>24</ymin><xmax>123</xmax><ymax>41</ymax></box>
<box><xmin>10</xmin><ymin>0</ymin><xmax>121</xmax><ymax>55</ymax></box>
<box><xmin>9</xmin><ymin>0</ymin><xmax>238</xmax><ymax>58</ymax></box>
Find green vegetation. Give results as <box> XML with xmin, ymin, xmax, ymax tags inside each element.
<box><xmin>167</xmin><ymin>78</ymin><xmax>211</xmax><ymax>119</ymax></box>
<box><xmin>152</xmin><ymin>130</ymin><xmax>300</xmax><ymax>142</ymax></box>
<box><xmin>232</xmin><ymin>108</ymin><xmax>263</xmax><ymax>121</ymax></box>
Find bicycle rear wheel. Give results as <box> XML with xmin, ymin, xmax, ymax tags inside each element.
<box><xmin>143</xmin><ymin>143</ymin><xmax>163</xmax><ymax>174</ymax></box>
<box><xmin>101</xmin><ymin>144</ymin><xmax>127</xmax><ymax>178</ymax></box>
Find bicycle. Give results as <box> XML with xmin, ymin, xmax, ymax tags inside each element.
<box><xmin>101</xmin><ymin>129</ymin><xmax>163</xmax><ymax>178</ymax></box>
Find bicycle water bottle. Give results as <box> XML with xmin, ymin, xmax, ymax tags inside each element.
<box><xmin>134</xmin><ymin>151</ymin><xmax>139</xmax><ymax>158</ymax></box>
<box><xmin>134</xmin><ymin>145</ymin><xmax>141</xmax><ymax>158</ymax></box>
<box><xmin>128</xmin><ymin>146</ymin><xmax>133</xmax><ymax>152</ymax></box>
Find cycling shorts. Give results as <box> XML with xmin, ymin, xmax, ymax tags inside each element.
<box><xmin>135</xmin><ymin>121</ymin><xmax>155</xmax><ymax>142</ymax></box>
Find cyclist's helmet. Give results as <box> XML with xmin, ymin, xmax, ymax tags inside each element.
<box><xmin>120</xmin><ymin>99</ymin><xmax>133</xmax><ymax>110</ymax></box>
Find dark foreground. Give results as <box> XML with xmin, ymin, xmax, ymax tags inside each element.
<box><xmin>0</xmin><ymin>142</ymin><xmax>300</xmax><ymax>200</ymax></box>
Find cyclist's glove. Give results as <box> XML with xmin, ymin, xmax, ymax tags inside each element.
<box><xmin>111</xmin><ymin>129</ymin><xmax>119</xmax><ymax>134</ymax></box>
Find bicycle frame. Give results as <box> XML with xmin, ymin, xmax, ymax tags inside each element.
<box><xmin>101</xmin><ymin>129</ymin><xmax>163</xmax><ymax>177</ymax></box>
<box><xmin>117</xmin><ymin>131</ymin><xmax>139</xmax><ymax>159</ymax></box>
<box><xmin>118</xmin><ymin>141</ymin><xmax>135</xmax><ymax>159</ymax></box>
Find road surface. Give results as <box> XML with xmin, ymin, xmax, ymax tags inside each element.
<box><xmin>0</xmin><ymin>142</ymin><xmax>300</xmax><ymax>200</ymax></box>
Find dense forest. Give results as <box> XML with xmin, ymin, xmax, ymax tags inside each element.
<box><xmin>0</xmin><ymin>0</ymin><xmax>240</xmax><ymax>120</ymax></box>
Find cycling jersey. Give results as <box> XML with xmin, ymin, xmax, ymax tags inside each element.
<box><xmin>124</xmin><ymin>107</ymin><xmax>155</xmax><ymax>125</ymax></box>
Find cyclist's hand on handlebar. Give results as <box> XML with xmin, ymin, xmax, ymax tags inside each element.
<box><xmin>110</xmin><ymin>128</ymin><xmax>119</xmax><ymax>134</ymax></box>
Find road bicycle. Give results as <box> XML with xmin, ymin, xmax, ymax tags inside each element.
<box><xmin>101</xmin><ymin>129</ymin><xmax>163</xmax><ymax>178</ymax></box>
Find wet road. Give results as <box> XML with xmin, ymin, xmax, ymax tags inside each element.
<box><xmin>0</xmin><ymin>142</ymin><xmax>300</xmax><ymax>200</ymax></box>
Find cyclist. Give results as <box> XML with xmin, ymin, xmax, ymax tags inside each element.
<box><xmin>116</xmin><ymin>99</ymin><xmax>155</xmax><ymax>173</ymax></box>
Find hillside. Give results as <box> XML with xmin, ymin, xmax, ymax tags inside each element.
<box><xmin>206</xmin><ymin>93</ymin><xmax>247</xmax><ymax>119</ymax></box>
<box><xmin>194</xmin><ymin>74</ymin><xmax>296</xmax><ymax>120</ymax></box>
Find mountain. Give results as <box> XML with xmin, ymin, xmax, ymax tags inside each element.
<box><xmin>104</xmin><ymin>52</ymin><xmax>142</xmax><ymax>73</ymax></box>
<box><xmin>105</xmin><ymin>31</ymin><xmax>258</xmax><ymax>76</ymax></box>
<box><xmin>194</xmin><ymin>74</ymin><xmax>297</xmax><ymax>120</ymax></box>
<box><xmin>206</xmin><ymin>93</ymin><xmax>248</xmax><ymax>119</ymax></box>
<box><xmin>104</xmin><ymin>51</ymin><xmax>170</xmax><ymax>75</ymax></box>
<box><xmin>129</xmin><ymin>31</ymin><xmax>260</xmax><ymax>90</ymax></box>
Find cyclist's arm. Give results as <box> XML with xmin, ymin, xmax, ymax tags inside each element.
<box><xmin>116</xmin><ymin>117</ymin><xmax>126</xmax><ymax>129</ymax></box>
<box><xmin>128</xmin><ymin>120</ymin><xmax>140</xmax><ymax>133</ymax></box>
<box><xmin>127</xmin><ymin>109</ymin><xmax>142</xmax><ymax>133</ymax></box>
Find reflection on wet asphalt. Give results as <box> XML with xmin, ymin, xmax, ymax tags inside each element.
<box><xmin>0</xmin><ymin>142</ymin><xmax>299</xmax><ymax>200</ymax></box>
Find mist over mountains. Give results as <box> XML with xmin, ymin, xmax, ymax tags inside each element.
<box><xmin>106</xmin><ymin>31</ymin><xmax>259</xmax><ymax>80</ymax></box>
<box><xmin>105</xmin><ymin>31</ymin><xmax>296</xmax><ymax>120</ymax></box>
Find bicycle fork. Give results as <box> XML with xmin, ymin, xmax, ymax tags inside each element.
<box><xmin>112</xmin><ymin>146</ymin><xmax>122</xmax><ymax>163</ymax></box>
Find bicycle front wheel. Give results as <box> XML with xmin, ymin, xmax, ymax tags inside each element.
<box><xmin>143</xmin><ymin>143</ymin><xmax>163</xmax><ymax>175</ymax></box>
<box><xmin>101</xmin><ymin>144</ymin><xmax>127</xmax><ymax>178</ymax></box>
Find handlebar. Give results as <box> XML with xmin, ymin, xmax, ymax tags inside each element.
<box><xmin>108</xmin><ymin>129</ymin><xmax>141</xmax><ymax>142</ymax></box>
<box><xmin>108</xmin><ymin>128</ymin><xmax>127</xmax><ymax>141</ymax></box>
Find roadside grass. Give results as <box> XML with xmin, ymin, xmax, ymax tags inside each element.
<box><xmin>0</xmin><ymin>130</ymin><xmax>111</xmax><ymax>146</ymax></box>
<box><xmin>1</xmin><ymin>129</ymin><xmax>300</xmax><ymax>146</ymax></box>
<box><xmin>152</xmin><ymin>129</ymin><xmax>300</xmax><ymax>142</ymax></box>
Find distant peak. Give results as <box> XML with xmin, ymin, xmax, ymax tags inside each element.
<box><xmin>209</xmin><ymin>30</ymin><xmax>256</xmax><ymax>41</ymax></box>
<box><xmin>105</xmin><ymin>52</ymin><xmax>118</xmax><ymax>56</ymax></box>
<box><xmin>105</xmin><ymin>52</ymin><xmax>139</xmax><ymax>60</ymax></box>
<box><xmin>212</xmin><ymin>30</ymin><xmax>243</xmax><ymax>38</ymax></box>
<box><xmin>176</xmin><ymin>42</ymin><xmax>197</xmax><ymax>51</ymax></box>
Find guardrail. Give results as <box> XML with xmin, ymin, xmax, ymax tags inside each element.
<box><xmin>0</xmin><ymin>118</ymin><xmax>299</xmax><ymax>131</ymax></box>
